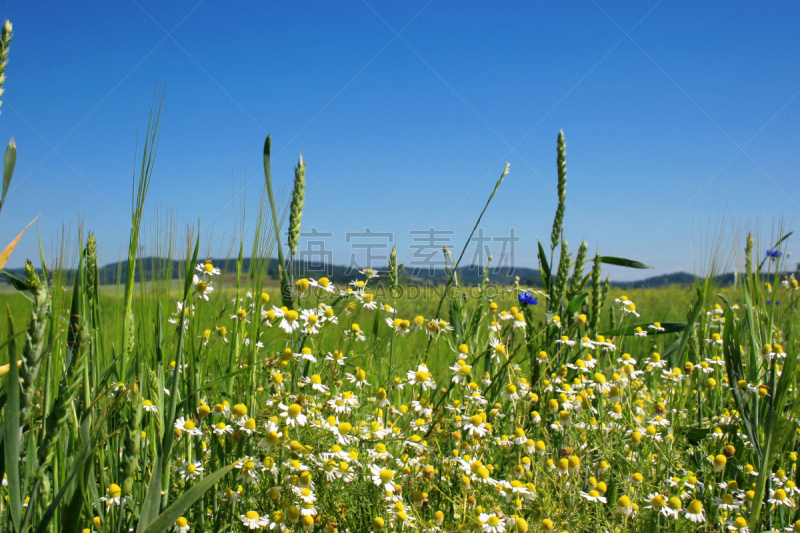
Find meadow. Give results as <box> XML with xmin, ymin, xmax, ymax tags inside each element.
<box><xmin>2</xmin><ymin>19</ymin><xmax>800</xmax><ymax>533</ymax></box>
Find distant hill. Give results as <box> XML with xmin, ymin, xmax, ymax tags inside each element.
<box><xmin>1</xmin><ymin>257</ymin><xmax>789</xmax><ymax>289</ymax></box>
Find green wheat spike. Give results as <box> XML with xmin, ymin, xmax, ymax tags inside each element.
<box><xmin>589</xmin><ymin>253</ymin><xmax>602</xmax><ymax>332</ymax></box>
<box><xmin>389</xmin><ymin>245</ymin><xmax>399</xmax><ymax>292</ymax></box>
<box><xmin>553</xmin><ymin>239</ymin><xmax>571</xmax><ymax>313</ymax></box>
<box><xmin>550</xmin><ymin>130</ymin><xmax>566</xmax><ymax>253</ymax></box>
<box><xmin>288</xmin><ymin>154</ymin><xmax>306</xmax><ymax>258</ymax></box>
<box><xmin>566</xmin><ymin>239</ymin><xmax>588</xmax><ymax>302</ymax></box>
<box><xmin>19</xmin><ymin>260</ymin><xmax>50</xmax><ymax>425</ymax></box>
<box><xmin>0</xmin><ymin>20</ymin><xmax>12</xmax><ymax>114</ymax></box>
<box><xmin>745</xmin><ymin>232</ymin><xmax>753</xmax><ymax>280</ymax></box>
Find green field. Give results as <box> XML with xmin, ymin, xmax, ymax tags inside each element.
<box><xmin>1</xmin><ymin>57</ymin><xmax>798</xmax><ymax>533</ymax></box>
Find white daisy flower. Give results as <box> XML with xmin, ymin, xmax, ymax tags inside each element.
<box><xmin>240</xmin><ymin>511</ymin><xmax>269</xmax><ymax>530</ymax></box>
<box><xmin>279</xmin><ymin>403</ymin><xmax>308</xmax><ymax>427</ymax></box>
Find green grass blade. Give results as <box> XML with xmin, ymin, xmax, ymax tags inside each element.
<box><xmin>722</xmin><ymin>307</ymin><xmax>761</xmax><ymax>460</ymax></box>
<box><xmin>136</xmin><ymin>450</ymin><xmax>163</xmax><ymax>533</ymax></box>
<box><xmin>2</xmin><ymin>269</ymin><xmax>33</xmax><ymax>302</ymax></box>
<box><xmin>0</xmin><ymin>137</ymin><xmax>16</xmax><ymax>215</ymax></box>
<box><xmin>262</xmin><ymin>135</ymin><xmax>293</xmax><ymax>308</ymax></box>
<box><xmin>537</xmin><ymin>240</ymin><xmax>551</xmax><ymax>293</ymax></box>
<box><xmin>3</xmin><ymin>304</ymin><xmax>21</xmax><ymax>532</ymax></box>
<box><xmin>598</xmin><ymin>256</ymin><xmax>654</xmax><ymax>269</ymax></box>
<box><xmin>142</xmin><ymin>461</ymin><xmax>238</xmax><ymax>533</ymax></box>
<box><xmin>566</xmin><ymin>292</ymin><xmax>588</xmax><ymax>314</ymax></box>
<box><xmin>66</xmin><ymin>251</ymin><xmax>83</xmax><ymax>359</ymax></box>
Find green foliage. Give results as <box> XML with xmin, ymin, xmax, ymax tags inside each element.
<box><xmin>1</xmin><ymin>48</ymin><xmax>800</xmax><ymax>533</ymax></box>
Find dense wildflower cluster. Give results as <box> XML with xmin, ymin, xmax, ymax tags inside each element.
<box><xmin>71</xmin><ymin>260</ymin><xmax>795</xmax><ymax>533</ymax></box>
<box><xmin>3</xmin><ymin>126</ymin><xmax>798</xmax><ymax>533</ymax></box>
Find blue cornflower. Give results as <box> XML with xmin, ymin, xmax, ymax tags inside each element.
<box><xmin>518</xmin><ymin>291</ymin><xmax>537</xmax><ymax>306</ymax></box>
<box><xmin>766</xmin><ymin>249</ymin><xmax>781</xmax><ymax>259</ymax></box>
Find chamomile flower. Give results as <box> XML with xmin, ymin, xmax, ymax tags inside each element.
<box><xmin>174</xmin><ymin>417</ymin><xmax>203</xmax><ymax>436</ymax></box>
<box><xmin>309</xmin><ymin>277</ymin><xmax>335</xmax><ymax>293</ymax></box>
<box><xmin>167</xmin><ymin>301</ymin><xmax>193</xmax><ymax>329</ymax></box>
<box><xmin>386</xmin><ymin>317</ymin><xmax>412</xmax><ymax>335</ymax></box>
<box><xmin>240</xmin><ymin>511</ymin><xmax>269</xmax><ymax>530</ymax></box>
<box><xmin>556</xmin><ymin>336</ymin><xmax>575</xmax><ymax>347</ymax></box>
<box><xmin>174</xmin><ymin>516</ymin><xmax>191</xmax><ymax>533</ymax></box>
<box><xmin>357</xmin><ymin>291</ymin><xmax>378</xmax><ymax>310</ymax></box>
<box><xmin>301</xmin><ymin>374</ymin><xmax>330</xmax><ymax>394</ymax></box>
<box><xmin>345</xmin><ymin>367</ymin><xmax>370</xmax><ymax>388</ymax></box>
<box><xmin>180</xmin><ymin>460</ymin><xmax>204</xmax><ymax>481</ymax></box>
<box><xmin>191</xmin><ymin>275</ymin><xmax>214</xmax><ymax>301</ymax></box>
<box><xmin>100</xmin><ymin>483</ymin><xmax>129</xmax><ymax>508</ymax></box>
<box><xmin>344</xmin><ymin>323</ymin><xmax>366</xmax><ymax>341</ymax></box>
<box><xmin>280</xmin><ymin>403</ymin><xmax>308</xmax><ymax>427</ymax></box>
<box><xmin>325</xmin><ymin>349</ymin><xmax>347</xmax><ymax>365</ymax></box>
<box><xmin>196</xmin><ymin>260</ymin><xmax>221</xmax><ymax>276</ymax></box>
<box><xmin>684</xmin><ymin>499</ymin><xmax>705</xmax><ymax>523</ymax></box>
<box><xmin>407</xmin><ymin>364</ymin><xmax>435</xmax><ymax>390</ymax></box>
<box><xmin>580</xmin><ymin>490</ymin><xmax>607</xmax><ymax>503</ymax></box>
<box><xmin>479</xmin><ymin>513</ymin><xmax>506</xmax><ymax>533</ymax></box>
<box><xmin>727</xmin><ymin>517</ymin><xmax>749</xmax><ymax>532</ymax></box>
<box><xmin>360</xmin><ymin>268</ymin><xmax>379</xmax><ymax>279</ymax></box>
<box><xmin>213</xmin><ymin>421</ymin><xmax>234</xmax><ymax>436</ymax></box>
<box><xmin>370</xmin><ymin>465</ymin><xmax>397</xmax><ymax>493</ymax></box>
<box><xmin>769</xmin><ymin>488</ymin><xmax>795</xmax><ymax>507</ymax></box>
<box><xmin>230</xmin><ymin>308</ymin><xmax>251</xmax><ymax>323</ymax></box>
<box><xmin>278</xmin><ymin>309</ymin><xmax>301</xmax><ymax>334</ymax></box>
<box><xmin>489</xmin><ymin>337</ymin><xmax>507</xmax><ymax>360</ymax></box>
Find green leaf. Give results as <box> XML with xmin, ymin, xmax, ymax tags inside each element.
<box><xmin>183</xmin><ymin>234</ymin><xmax>200</xmax><ymax>301</ymax></box>
<box><xmin>599</xmin><ymin>256</ymin><xmax>654</xmax><ymax>269</ymax></box>
<box><xmin>717</xmin><ymin>293</ymin><xmax>733</xmax><ymax>310</ymax></box>
<box><xmin>3</xmin><ymin>304</ymin><xmax>21</xmax><ymax>532</ymax></box>
<box><xmin>2</xmin><ymin>270</ymin><xmax>33</xmax><ymax>302</ymax></box>
<box><xmin>537</xmin><ymin>240</ymin><xmax>551</xmax><ymax>291</ymax></box>
<box><xmin>772</xmin><ymin>231</ymin><xmax>793</xmax><ymax>248</ymax></box>
<box><xmin>685</xmin><ymin>427</ymin><xmax>710</xmax><ymax>445</ymax></box>
<box><xmin>0</xmin><ymin>137</ymin><xmax>16</xmax><ymax>215</ymax></box>
<box><xmin>136</xmin><ymin>452</ymin><xmax>164</xmax><ymax>533</ymax></box>
<box><xmin>142</xmin><ymin>461</ymin><xmax>238</xmax><ymax>533</ymax></box>
<box><xmin>601</xmin><ymin>322</ymin><xmax>687</xmax><ymax>337</ymax></box>
<box><xmin>722</xmin><ymin>308</ymin><xmax>761</xmax><ymax>461</ymax></box>
<box><xmin>566</xmin><ymin>292</ymin><xmax>588</xmax><ymax>314</ymax></box>
<box><xmin>67</xmin><ymin>252</ymin><xmax>84</xmax><ymax>359</ymax></box>
<box><xmin>60</xmin><ymin>474</ymin><xmax>86</xmax><ymax>533</ymax></box>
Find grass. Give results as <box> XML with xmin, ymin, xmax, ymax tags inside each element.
<box><xmin>2</xmin><ymin>22</ymin><xmax>800</xmax><ymax>533</ymax></box>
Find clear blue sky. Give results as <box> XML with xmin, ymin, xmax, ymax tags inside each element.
<box><xmin>1</xmin><ymin>1</ymin><xmax>798</xmax><ymax>280</ymax></box>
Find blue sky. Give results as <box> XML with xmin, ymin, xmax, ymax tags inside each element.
<box><xmin>0</xmin><ymin>1</ymin><xmax>798</xmax><ymax>280</ymax></box>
